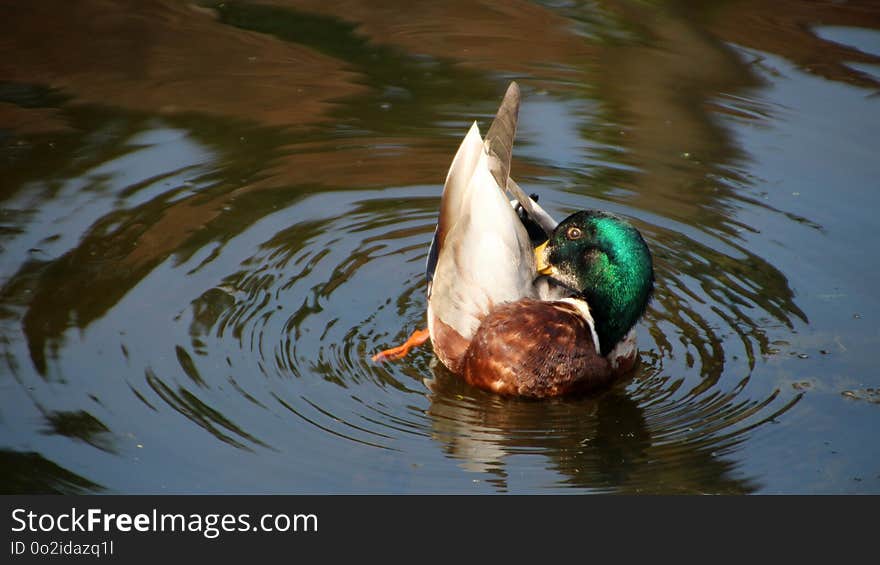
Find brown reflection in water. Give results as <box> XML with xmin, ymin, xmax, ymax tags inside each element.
<box><xmin>0</xmin><ymin>0</ymin><xmax>364</xmax><ymax>129</ymax></box>
<box><xmin>0</xmin><ymin>102</ymin><xmax>71</xmax><ymax>136</ymax></box>
<box><xmin>258</xmin><ymin>137</ymin><xmax>453</xmax><ymax>189</ymax></box>
<box><xmin>8</xmin><ymin>0</ymin><xmax>865</xmax><ymax>243</ymax></box>
<box><xmin>705</xmin><ymin>0</ymin><xmax>880</xmax><ymax>89</ymax></box>
<box><xmin>279</xmin><ymin>0</ymin><xmax>595</xmax><ymax>81</ymax></box>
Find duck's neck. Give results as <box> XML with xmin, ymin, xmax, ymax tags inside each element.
<box><xmin>581</xmin><ymin>258</ymin><xmax>653</xmax><ymax>357</ymax></box>
<box><xmin>583</xmin><ymin>293</ymin><xmax>631</xmax><ymax>356</ymax></box>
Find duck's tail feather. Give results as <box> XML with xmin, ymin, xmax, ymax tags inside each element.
<box><xmin>485</xmin><ymin>81</ymin><xmax>520</xmax><ymax>191</ymax></box>
<box><xmin>486</xmin><ymin>82</ymin><xmax>556</xmax><ymax>241</ymax></box>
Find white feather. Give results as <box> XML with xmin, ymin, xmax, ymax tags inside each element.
<box><xmin>429</xmin><ymin>124</ymin><xmax>535</xmax><ymax>341</ymax></box>
<box><xmin>558</xmin><ymin>298</ymin><xmax>601</xmax><ymax>354</ymax></box>
<box><xmin>608</xmin><ymin>329</ymin><xmax>638</xmax><ymax>369</ymax></box>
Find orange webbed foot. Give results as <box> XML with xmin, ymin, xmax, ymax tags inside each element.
<box><xmin>372</xmin><ymin>328</ymin><xmax>430</xmax><ymax>363</ymax></box>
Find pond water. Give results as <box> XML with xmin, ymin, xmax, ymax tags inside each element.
<box><xmin>1</xmin><ymin>0</ymin><xmax>879</xmax><ymax>494</ymax></box>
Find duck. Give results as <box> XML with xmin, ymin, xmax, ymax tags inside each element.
<box><xmin>373</xmin><ymin>82</ymin><xmax>654</xmax><ymax>397</ymax></box>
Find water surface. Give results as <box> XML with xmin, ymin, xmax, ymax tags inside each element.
<box><xmin>2</xmin><ymin>0</ymin><xmax>879</xmax><ymax>493</ymax></box>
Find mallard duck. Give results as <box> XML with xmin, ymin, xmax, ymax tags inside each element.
<box><xmin>374</xmin><ymin>82</ymin><xmax>654</xmax><ymax>397</ymax></box>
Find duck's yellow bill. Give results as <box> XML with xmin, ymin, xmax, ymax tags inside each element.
<box><xmin>534</xmin><ymin>241</ymin><xmax>553</xmax><ymax>275</ymax></box>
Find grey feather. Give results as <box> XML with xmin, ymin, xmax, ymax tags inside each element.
<box><xmin>484</xmin><ymin>81</ymin><xmax>521</xmax><ymax>191</ymax></box>
<box><xmin>485</xmin><ymin>82</ymin><xmax>555</xmax><ymax>240</ymax></box>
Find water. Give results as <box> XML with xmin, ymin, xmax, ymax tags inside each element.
<box><xmin>1</xmin><ymin>0</ymin><xmax>879</xmax><ymax>494</ymax></box>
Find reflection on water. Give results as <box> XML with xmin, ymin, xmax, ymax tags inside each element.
<box><xmin>1</xmin><ymin>0</ymin><xmax>879</xmax><ymax>493</ymax></box>
<box><xmin>426</xmin><ymin>364</ymin><xmax>799</xmax><ymax>493</ymax></box>
<box><xmin>0</xmin><ymin>450</ymin><xmax>102</xmax><ymax>494</ymax></box>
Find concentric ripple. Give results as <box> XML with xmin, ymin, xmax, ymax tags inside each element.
<box><xmin>170</xmin><ymin>187</ymin><xmax>440</xmax><ymax>450</ymax></box>
<box><xmin>149</xmin><ymin>177</ymin><xmax>805</xmax><ymax>492</ymax></box>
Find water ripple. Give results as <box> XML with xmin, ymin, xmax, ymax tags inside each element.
<box><xmin>158</xmin><ymin>182</ymin><xmax>806</xmax><ymax>491</ymax></box>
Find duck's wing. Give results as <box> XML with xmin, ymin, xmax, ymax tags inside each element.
<box><xmin>427</xmin><ymin>106</ymin><xmax>535</xmax><ymax>344</ymax></box>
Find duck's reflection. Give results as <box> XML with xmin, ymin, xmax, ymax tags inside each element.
<box><xmin>424</xmin><ymin>359</ymin><xmax>758</xmax><ymax>494</ymax></box>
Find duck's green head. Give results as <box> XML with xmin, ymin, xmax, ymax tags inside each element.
<box><xmin>535</xmin><ymin>210</ymin><xmax>654</xmax><ymax>356</ymax></box>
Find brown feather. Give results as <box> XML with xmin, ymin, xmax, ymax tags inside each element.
<box><xmin>459</xmin><ymin>299</ymin><xmax>621</xmax><ymax>397</ymax></box>
<box><xmin>429</xmin><ymin>315</ymin><xmax>470</xmax><ymax>375</ymax></box>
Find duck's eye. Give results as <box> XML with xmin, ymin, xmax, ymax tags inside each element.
<box><xmin>566</xmin><ymin>226</ymin><xmax>583</xmax><ymax>240</ymax></box>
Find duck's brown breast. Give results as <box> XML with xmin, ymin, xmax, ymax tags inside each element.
<box><xmin>462</xmin><ymin>299</ymin><xmax>615</xmax><ymax>397</ymax></box>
